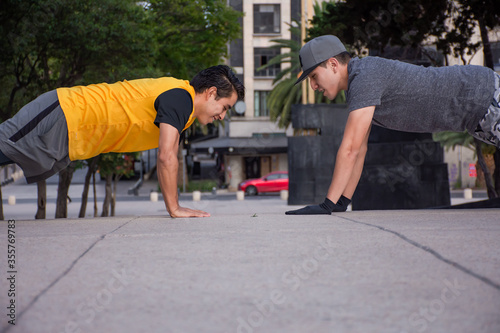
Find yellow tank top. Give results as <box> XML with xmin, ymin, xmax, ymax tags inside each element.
<box><xmin>57</xmin><ymin>78</ymin><xmax>196</xmax><ymax>161</ymax></box>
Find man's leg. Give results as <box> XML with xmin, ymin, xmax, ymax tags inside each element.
<box><xmin>0</xmin><ymin>90</ymin><xmax>70</xmax><ymax>183</ymax></box>
<box><xmin>473</xmin><ymin>73</ymin><xmax>500</xmax><ymax>148</ymax></box>
<box><xmin>0</xmin><ymin>150</ymin><xmax>13</xmax><ymax>166</ymax></box>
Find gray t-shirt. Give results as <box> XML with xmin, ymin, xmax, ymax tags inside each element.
<box><xmin>346</xmin><ymin>56</ymin><xmax>495</xmax><ymax>134</ymax></box>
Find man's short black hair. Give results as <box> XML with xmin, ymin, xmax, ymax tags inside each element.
<box><xmin>191</xmin><ymin>65</ymin><xmax>245</xmax><ymax>101</ymax></box>
<box><xmin>320</xmin><ymin>51</ymin><xmax>352</xmax><ymax>67</ymax></box>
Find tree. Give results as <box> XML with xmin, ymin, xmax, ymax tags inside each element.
<box><xmin>258</xmin><ymin>20</ymin><xmax>344</xmax><ymax>129</ymax></box>
<box><xmin>78</xmin><ymin>157</ymin><xmax>99</xmax><ymax>218</ymax></box>
<box><xmin>456</xmin><ymin>0</ymin><xmax>500</xmax><ymax>195</ymax></box>
<box><xmin>99</xmin><ymin>153</ymin><xmax>139</xmax><ymax>217</ymax></box>
<box><xmin>432</xmin><ymin>0</ymin><xmax>500</xmax><ymax>197</ymax></box>
<box><xmin>35</xmin><ymin>182</ymin><xmax>46</xmax><ymax>219</ymax></box>
<box><xmin>433</xmin><ymin>132</ymin><xmax>497</xmax><ymax>196</ymax></box>
<box><xmin>260</xmin><ymin>22</ymin><xmax>303</xmax><ymax>129</ymax></box>
<box><xmin>0</xmin><ymin>0</ymin><xmax>152</xmax><ymax>218</ymax></box>
<box><xmin>418</xmin><ymin>0</ymin><xmax>498</xmax><ymax>70</ymax></box>
<box><xmin>0</xmin><ymin>171</ymin><xmax>3</xmax><ymax>220</ymax></box>
<box><xmin>0</xmin><ymin>0</ymin><xmax>153</xmax><ymax>218</ymax></box>
<box><xmin>55</xmin><ymin>162</ymin><xmax>78</xmax><ymax>218</ymax></box>
<box><xmin>149</xmin><ymin>0</ymin><xmax>243</xmax><ymax>79</ymax></box>
<box><xmin>0</xmin><ymin>0</ymin><xmax>153</xmax><ymax>120</ymax></box>
<box><xmin>308</xmin><ymin>0</ymin><xmax>449</xmax><ymax>61</ymax></box>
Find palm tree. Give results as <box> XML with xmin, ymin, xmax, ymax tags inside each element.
<box><xmin>433</xmin><ymin>131</ymin><xmax>497</xmax><ymax>198</ymax></box>
<box><xmin>258</xmin><ymin>21</ymin><xmax>344</xmax><ymax>129</ymax></box>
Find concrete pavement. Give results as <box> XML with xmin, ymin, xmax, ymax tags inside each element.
<box><xmin>0</xmin><ymin>185</ymin><xmax>499</xmax><ymax>333</ymax></box>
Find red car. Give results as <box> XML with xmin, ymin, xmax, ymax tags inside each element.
<box><xmin>238</xmin><ymin>171</ymin><xmax>289</xmax><ymax>196</ymax></box>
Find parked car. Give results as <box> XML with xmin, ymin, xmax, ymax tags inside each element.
<box><xmin>238</xmin><ymin>171</ymin><xmax>288</xmax><ymax>196</ymax></box>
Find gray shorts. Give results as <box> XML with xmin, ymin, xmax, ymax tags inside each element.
<box><xmin>0</xmin><ymin>90</ymin><xmax>70</xmax><ymax>184</ymax></box>
<box><xmin>473</xmin><ymin>72</ymin><xmax>500</xmax><ymax>148</ymax></box>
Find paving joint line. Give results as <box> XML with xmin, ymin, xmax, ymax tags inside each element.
<box><xmin>337</xmin><ymin>215</ymin><xmax>500</xmax><ymax>292</ymax></box>
<box><xmin>1</xmin><ymin>217</ymin><xmax>138</xmax><ymax>333</ymax></box>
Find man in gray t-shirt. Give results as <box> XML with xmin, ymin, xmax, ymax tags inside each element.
<box><xmin>286</xmin><ymin>35</ymin><xmax>500</xmax><ymax>215</ymax></box>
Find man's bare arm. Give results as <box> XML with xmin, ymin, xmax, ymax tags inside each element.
<box><xmin>157</xmin><ymin>123</ymin><xmax>210</xmax><ymax>218</ymax></box>
<box><xmin>341</xmin><ymin>123</ymin><xmax>371</xmax><ymax>200</ymax></box>
<box><xmin>285</xmin><ymin>106</ymin><xmax>374</xmax><ymax>215</ymax></box>
<box><xmin>326</xmin><ymin>106</ymin><xmax>375</xmax><ymax>204</ymax></box>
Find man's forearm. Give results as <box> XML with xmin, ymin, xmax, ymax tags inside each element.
<box><xmin>326</xmin><ymin>146</ymin><xmax>358</xmax><ymax>204</ymax></box>
<box><xmin>157</xmin><ymin>153</ymin><xmax>180</xmax><ymax>215</ymax></box>
<box><xmin>342</xmin><ymin>144</ymin><xmax>367</xmax><ymax>199</ymax></box>
<box><xmin>326</xmin><ymin>123</ymin><xmax>371</xmax><ymax>204</ymax></box>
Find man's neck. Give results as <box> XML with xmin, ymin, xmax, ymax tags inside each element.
<box><xmin>339</xmin><ymin>63</ymin><xmax>350</xmax><ymax>91</ymax></box>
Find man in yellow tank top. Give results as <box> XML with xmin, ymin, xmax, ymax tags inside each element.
<box><xmin>0</xmin><ymin>65</ymin><xmax>245</xmax><ymax>218</ymax></box>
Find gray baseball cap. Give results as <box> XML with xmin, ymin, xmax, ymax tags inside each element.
<box><xmin>295</xmin><ymin>35</ymin><xmax>347</xmax><ymax>85</ymax></box>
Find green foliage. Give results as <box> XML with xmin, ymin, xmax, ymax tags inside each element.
<box><xmin>432</xmin><ymin>131</ymin><xmax>474</xmax><ymax>151</ymax></box>
<box><xmin>310</xmin><ymin>0</ymin><xmax>449</xmax><ymax>56</ymax></box>
<box><xmin>177</xmin><ymin>179</ymin><xmax>218</xmax><ymax>192</ymax></box>
<box><xmin>149</xmin><ymin>0</ymin><xmax>243</xmax><ymax>79</ymax></box>
<box><xmin>257</xmin><ymin>21</ymin><xmax>344</xmax><ymax>129</ymax></box>
<box><xmin>0</xmin><ymin>0</ymin><xmax>154</xmax><ymax>121</ymax></box>
<box><xmin>435</xmin><ymin>0</ymin><xmax>499</xmax><ymax>66</ymax></box>
<box><xmin>308</xmin><ymin>0</ymin><xmax>499</xmax><ymax>65</ymax></box>
<box><xmin>433</xmin><ymin>131</ymin><xmax>496</xmax><ymax>156</ymax></box>
<box><xmin>267</xmin><ymin>79</ymin><xmax>302</xmax><ymax>128</ymax></box>
<box><xmin>98</xmin><ymin>153</ymin><xmax>140</xmax><ymax>178</ymax></box>
<box><xmin>256</xmin><ymin>22</ymin><xmax>302</xmax><ymax>128</ymax></box>
<box><xmin>0</xmin><ymin>0</ymin><xmax>241</xmax><ymax>122</ymax></box>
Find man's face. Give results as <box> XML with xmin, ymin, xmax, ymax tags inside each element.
<box><xmin>198</xmin><ymin>88</ymin><xmax>238</xmax><ymax>125</ymax></box>
<box><xmin>307</xmin><ymin>59</ymin><xmax>341</xmax><ymax>100</ymax></box>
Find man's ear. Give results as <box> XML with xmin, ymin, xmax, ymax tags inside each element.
<box><xmin>206</xmin><ymin>86</ymin><xmax>217</xmax><ymax>100</ymax></box>
<box><xmin>329</xmin><ymin>57</ymin><xmax>339</xmax><ymax>73</ymax></box>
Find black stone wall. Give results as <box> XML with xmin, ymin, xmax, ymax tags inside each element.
<box><xmin>288</xmin><ymin>104</ymin><xmax>451</xmax><ymax>209</ymax></box>
<box><xmin>288</xmin><ymin>104</ymin><xmax>349</xmax><ymax>205</ymax></box>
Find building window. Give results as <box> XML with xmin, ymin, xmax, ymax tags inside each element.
<box><xmin>254</xmin><ymin>91</ymin><xmax>270</xmax><ymax>117</ymax></box>
<box><xmin>254</xmin><ymin>47</ymin><xmax>280</xmax><ymax>77</ymax></box>
<box><xmin>254</xmin><ymin>4</ymin><xmax>280</xmax><ymax>34</ymax></box>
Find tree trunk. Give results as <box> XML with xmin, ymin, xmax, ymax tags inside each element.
<box><xmin>474</xmin><ymin>138</ymin><xmax>498</xmax><ymax>199</ymax></box>
<box><xmin>494</xmin><ymin>149</ymin><xmax>500</xmax><ymax>195</ymax></box>
<box><xmin>79</xmin><ymin>157</ymin><xmax>98</xmax><ymax>218</ymax></box>
<box><xmin>0</xmin><ymin>183</ymin><xmax>4</xmax><ymax>221</ymax></box>
<box><xmin>101</xmin><ymin>173</ymin><xmax>113</xmax><ymax>217</ymax></box>
<box><xmin>35</xmin><ymin>180</ymin><xmax>46</xmax><ymax>219</ymax></box>
<box><xmin>476</xmin><ymin>16</ymin><xmax>494</xmax><ymax>70</ymax></box>
<box><xmin>111</xmin><ymin>174</ymin><xmax>122</xmax><ymax>217</ymax></box>
<box><xmin>55</xmin><ymin>163</ymin><xmax>76</xmax><ymax>218</ymax></box>
<box><xmin>476</xmin><ymin>14</ymin><xmax>500</xmax><ymax>197</ymax></box>
<box><xmin>93</xmin><ymin>171</ymin><xmax>98</xmax><ymax>217</ymax></box>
